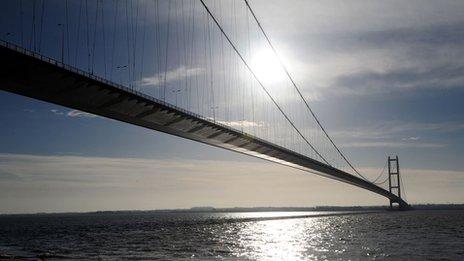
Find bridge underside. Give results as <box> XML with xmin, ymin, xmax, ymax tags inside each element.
<box><xmin>0</xmin><ymin>44</ymin><xmax>408</xmax><ymax>208</ymax></box>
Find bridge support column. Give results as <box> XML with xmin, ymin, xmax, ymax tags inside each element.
<box><xmin>388</xmin><ymin>156</ymin><xmax>403</xmax><ymax>209</ymax></box>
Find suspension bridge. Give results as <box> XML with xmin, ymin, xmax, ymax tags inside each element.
<box><xmin>0</xmin><ymin>0</ymin><xmax>409</xmax><ymax>209</ymax></box>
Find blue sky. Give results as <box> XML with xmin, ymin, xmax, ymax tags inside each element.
<box><xmin>1</xmin><ymin>0</ymin><xmax>464</xmax><ymax>213</ymax></box>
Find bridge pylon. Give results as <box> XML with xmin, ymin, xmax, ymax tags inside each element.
<box><xmin>387</xmin><ymin>156</ymin><xmax>408</xmax><ymax>209</ymax></box>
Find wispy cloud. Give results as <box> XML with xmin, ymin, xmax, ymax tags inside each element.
<box><xmin>1</xmin><ymin>153</ymin><xmax>464</xmax><ymax>213</ymax></box>
<box><xmin>333</xmin><ymin>121</ymin><xmax>464</xmax><ymax>140</ymax></box>
<box><xmin>284</xmin><ymin>20</ymin><xmax>464</xmax><ymax>98</ymax></box>
<box><xmin>341</xmin><ymin>141</ymin><xmax>445</xmax><ymax>149</ymax></box>
<box><xmin>333</xmin><ymin>64</ymin><xmax>464</xmax><ymax>96</ymax></box>
<box><xmin>67</xmin><ymin>110</ymin><xmax>96</xmax><ymax>118</ymax></box>
<box><xmin>332</xmin><ymin>121</ymin><xmax>464</xmax><ymax>149</ymax></box>
<box><xmin>50</xmin><ymin>109</ymin><xmax>64</xmax><ymax>116</ymax></box>
<box><xmin>140</xmin><ymin>66</ymin><xmax>205</xmax><ymax>87</ymax></box>
<box><xmin>0</xmin><ymin>153</ymin><xmax>280</xmax><ymax>183</ymax></box>
<box><xmin>50</xmin><ymin>109</ymin><xmax>97</xmax><ymax>118</ymax></box>
<box><xmin>217</xmin><ymin>120</ymin><xmax>262</xmax><ymax>127</ymax></box>
<box><xmin>402</xmin><ymin>136</ymin><xmax>420</xmax><ymax>141</ymax></box>
<box><xmin>0</xmin><ymin>153</ymin><xmax>331</xmax><ymax>213</ymax></box>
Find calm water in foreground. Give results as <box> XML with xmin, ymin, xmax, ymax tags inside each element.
<box><xmin>0</xmin><ymin>210</ymin><xmax>463</xmax><ymax>260</ymax></box>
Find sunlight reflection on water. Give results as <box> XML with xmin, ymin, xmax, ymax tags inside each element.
<box><xmin>1</xmin><ymin>210</ymin><xmax>463</xmax><ymax>260</ymax></box>
<box><xmin>236</xmin><ymin>218</ymin><xmax>313</xmax><ymax>260</ymax></box>
<box><xmin>219</xmin><ymin>212</ymin><xmax>378</xmax><ymax>260</ymax></box>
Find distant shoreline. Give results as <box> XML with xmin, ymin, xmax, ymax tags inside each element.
<box><xmin>1</xmin><ymin>204</ymin><xmax>464</xmax><ymax>216</ymax></box>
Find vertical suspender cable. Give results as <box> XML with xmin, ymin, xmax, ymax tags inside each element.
<box><xmin>125</xmin><ymin>0</ymin><xmax>131</xmax><ymax>86</ymax></box>
<box><xmin>110</xmin><ymin>0</ymin><xmax>119</xmax><ymax>80</ymax></box>
<box><xmin>75</xmin><ymin>0</ymin><xmax>82</xmax><ymax>65</ymax></box>
<box><xmin>163</xmin><ymin>0</ymin><xmax>171</xmax><ymax>101</ymax></box>
<box><xmin>19</xmin><ymin>0</ymin><xmax>24</xmax><ymax>46</ymax></box>
<box><xmin>31</xmin><ymin>0</ymin><xmax>36</xmax><ymax>51</ymax></box>
<box><xmin>85</xmin><ymin>0</ymin><xmax>90</xmax><ymax>71</ymax></box>
<box><xmin>199</xmin><ymin>0</ymin><xmax>330</xmax><ymax>165</ymax></box>
<box><xmin>140</xmin><ymin>1</ymin><xmax>147</xmax><ymax>85</ymax></box>
<box><xmin>132</xmin><ymin>0</ymin><xmax>139</xmax><ymax>88</ymax></box>
<box><xmin>91</xmin><ymin>0</ymin><xmax>99</xmax><ymax>74</ymax></box>
<box><xmin>243</xmin><ymin>0</ymin><xmax>369</xmax><ymax>178</ymax></box>
<box><xmin>154</xmin><ymin>0</ymin><xmax>161</xmax><ymax>98</ymax></box>
<box><xmin>65</xmin><ymin>0</ymin><xmax>70</xmax><ymax>62</ymax></box>
<box><xmin>206</xmin><ymin>7</ymin><xmax>214</xmax><ymax>120</ymax></box>
<box><xmin>101</xmin><ymin>0</ymin><xmax>107</xmax><ymax>78</ymax></box>
<box><xmin>245</xmin><ymin>7</ymin><xmax>256</xmax><ymax>135</ymax></box>
<box><xmin>38</xmin><ymin>0</ymin><xmax>45</xmax><ymax>52</ymax></box>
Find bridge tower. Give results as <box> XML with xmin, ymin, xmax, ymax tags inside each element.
<box><xmin>388</xmin><ymin>156</ymin><xmax>402</xmax><ymax>209</ymax></box>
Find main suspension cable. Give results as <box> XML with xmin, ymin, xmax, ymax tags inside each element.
<box><xmin>243</xmin><ymin>0</ymin><xmax>367</xmax><ymax>179</ymax></box>
<box><xmin>372</xmin><ymin>159</ymin><xmax>388</xmax><ymax>184</ymax></box>
<box><xmin>199</xmin><ymin>0</ymin><xmax>330</xmax><ymax>165</ymax></box>
<box><xmin>375</xmin><ymin>175</ymin><xmax>389</xmax><ymax>185</ymax></box>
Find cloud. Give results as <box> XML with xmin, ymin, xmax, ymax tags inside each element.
<box><xmin>273</xmin><ymin>20</ymin><xmax>464</xmax><ymax>98</ymax></box>
<box><xmin>331</xmin><ymin>121</ymin><xmax>464</xmax><ymax>149</ymax></box>
<box><xmin>333</xmin><ymin>23</ymin><xmax>464</xmax><ymax>95</ymax></box>
<box><xmin>1</xmin><ymin>153</ymin><xmax>464</xmax><ymax>214</ymax></box>
<box><xmin>0</xmin><ymin>153</ymin><xmax>364</xmax><ymax>213</ymax></box>
<box><xmin>0</xmin><ymin>171</ymin><xmax>21</xmax><ymax>181</ymax></box>
<box><xmin>333</xmin><ymin>121</ymin><xmax>464</xmax><ymax>140</ymax></box>
<box><xmin>333</xmin><ymin>64</ymin><xmax>464</xmax><ymax>95</ymax></box>
<box><xmin>217</xmin><ymin>120</ymin><xmax>262</xmax><ymax>127</ymax></box>
<box><xmin>50</xmin><ymin>109</ymin><xmax>64</xmax><ymax>116</ymax></box>
<box><xmin>67</xmin><ymin>110</ymin><xmax>97</xmax><ymax>118</ymax></box>
<box><xmin>388</xmin><ymin>122</ymin><xmax>464</xmax><ymax>134</ymax></box>
<box><xmin>49</xmin><ymin>109</ymin><xmax>97</xmax><ymax>118</ymax></box>
<box><xmin>402</xmin><ymin>136</ymin><xmax>420</xmax><ymax>141</ymax></box>
<box><xmin>0</xmin><ymin>153</ymin><xmax>286</xmax><ymax>184</ymax></box>
<box><xmin>341</xmin><ymin>141</ymin><xmax>445</xmax><ymax>149</ymax></box>
<box><xmin>253</xmin><ymin>1</ymin><xmax>464</xmax><ymax>37</ymax></box>
<box><xmin>140</xmin><ymin>66</ymin><xmax>205</xmax><ymax>87</ymax></box>
<box><xmin>354</xmin><ymin>22</ymin><xmax>464</xmax><ymax>48</ymax></box>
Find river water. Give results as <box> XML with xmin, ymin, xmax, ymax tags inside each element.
<box><xmin>0</xmin><ymin>210</ymin><xmax>463</xmax><ymax>260</ymax></box>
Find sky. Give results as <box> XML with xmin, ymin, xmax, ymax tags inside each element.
<box><xmin>1</xmin><ymin>0</ymin><xmax>464</xmax><ymax>213</ymax></box>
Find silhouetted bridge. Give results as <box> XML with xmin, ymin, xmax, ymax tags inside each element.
<box><xmin>0</xmin><ymin>42</ymin><xmax>408</xmax><ymax>209</ymax></box>
<box><xmin>0</xmin><ymin>0</ymin><xmax>408</xmax><ymax>209</ymax></box>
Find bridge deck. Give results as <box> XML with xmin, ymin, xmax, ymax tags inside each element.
<box><xmin>0</xmin><ymin>42</ymin><xmax>408</xmax><ymax>208</ymax></box>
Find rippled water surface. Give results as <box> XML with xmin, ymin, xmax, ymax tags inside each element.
<box><xmin>0</xmin><ymin>210</ymin><xmax>463</xmax><ymax>260</ymax></box>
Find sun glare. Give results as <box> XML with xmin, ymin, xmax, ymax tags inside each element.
<box><xmin>250</xmin><ymin>48</ymin><xmax>286</xmax><ymax>84</ymax></box>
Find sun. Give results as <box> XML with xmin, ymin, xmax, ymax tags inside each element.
<box><xmin>250</xmin><ymin>48</ymin><xmax>286</xmax><ymax>84</ymax></box>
